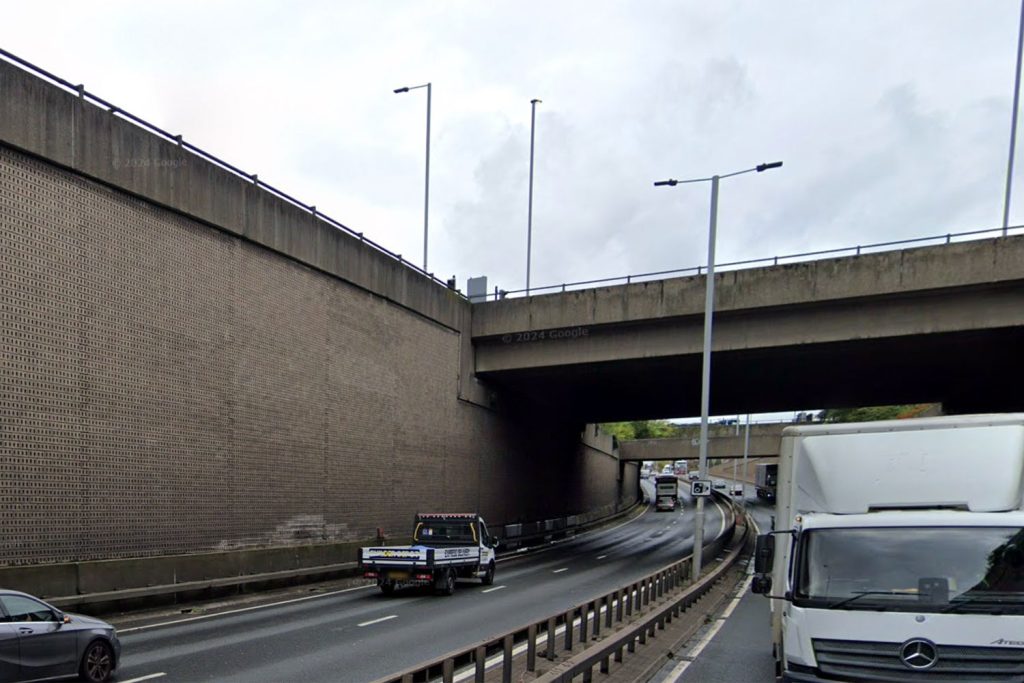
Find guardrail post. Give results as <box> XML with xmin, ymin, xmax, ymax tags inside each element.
<box><xmin>527</xmin><ymin>623</ymin><xmax>538</xmax><ymax>672</ymax></box>
<box><xmin>626</xmin><ymin>584</ymin><xmax>634</xmax><ymax>616</ymax></box>
<box><xmin>443</xmin><ymin>657</ymin><xmax>455</xmax><ymax>683</ymax></box>
<box><xmin>639</xmin><ymin>625</ymin><xmax>647</xmax><ymax>645</ymax></box>
<box><xmin>614</xmin><ymin>645</ymin><xmax>623</xmax><ymax>663</ymax></box>
<box><xmin>580</xmin><ymin>602</ymin><xmax>589</xmax><ymax>642</ymax></box>
<box><xmin>616</xmin><ymin>589</ymin><xmax>624</xmax><ymax>622</ymax></box>
<box><xmin>402</xmin><ymin>674</ymin><xmax>413</xmax><ymax>683</ymax></box>
<box><xmin>547</xmin><ymin>616</ymin><xmax>557</xmax><ymax>660</ymax></box>
<box><xmin>474</xmin><ymin>645</ymin><xmax>486</xmax><ymax>683</ymax></box>
<box><xmin>600</xmin><ymin>653</ymin><xmax>610</xmax><ymax>674</ymax></box>
<box><xmin>627</xmin><ymin>634</ymin><xmax>636</xmax><ymax>653</ymax></box>
<box><xmin>592</xmin><ymin>598</ymin><xmax>601</xmax><ymax>637</ymax></box>
<box><xmin>564</xmin><ymin>609</ymin><xmax>574</xmax><ymax>651</ymax></box>
<box><xmin>502</xmin><ymin>634</ymin><xmax>513</xmax><ymax>683</ymax></box>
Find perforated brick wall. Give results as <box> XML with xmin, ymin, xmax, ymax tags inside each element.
<box><xmin>0</xmin><ymin>144</ymin><xmax>626</xmax><ymax>566</ymax></box>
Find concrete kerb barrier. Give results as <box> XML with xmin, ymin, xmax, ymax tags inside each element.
<box><xmin>1</xmin><ymin>501</ymin><xmax>644</xmax><ymax>614</ymax></box>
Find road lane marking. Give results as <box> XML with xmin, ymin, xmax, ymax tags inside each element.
<box><xmin>552</xmin><ymin>567</ymin><xmax>569</xmax><ymax>573</ymax></box>
<box><xmin>482</xmin><ymin>585</ymin><xmax>506</xmax><ymax>593</ymax></box>
<box><xmin>119</xmin><ymin>584</ymin><xmax>375</xmax><ymax>633</ymax></box>
<box><xmin>596</xmin><ymin>555</ymin><xmax>607</xmax><ymax>560</ymax></box>
<box><xmin>358</xmin><ymin>614</ymin><xmax>398</xmax><ymax>627</ymax></box>
<box><xmin>120</xmin><ymin>675</ymin><xmax>166</xmax><ymax>683</ymax></box>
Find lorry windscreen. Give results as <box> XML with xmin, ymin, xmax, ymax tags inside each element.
<box><xmin>795</xmin><ymin>527</ymin><xmax>1024</xmax><ymax>614</ymax></box>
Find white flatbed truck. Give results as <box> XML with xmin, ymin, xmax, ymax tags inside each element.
<box><xmin>359</xmin><ymin>513</ymin><xmax>498</xmax><ymax>595</ymax></box>
<box><xmin>752</xmin><ymin>414</ymin><xmax>1024</xmax><ymax>682</ymax></box>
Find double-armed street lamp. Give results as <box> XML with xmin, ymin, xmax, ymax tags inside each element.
<box><xmin>654</xmin><ymin>160</ymin><xmax>782</xmax><ymax>582</ymax></box>
<box><xmin>394</xmin><ymin>82</ymin><xmax>432</xmax><ymax>271</ymax></box>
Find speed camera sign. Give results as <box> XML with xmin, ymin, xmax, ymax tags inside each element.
<box><xmin>691</xmin><ymin>480</ymin><xmax>712</xmax><ymax>497</ymax></box>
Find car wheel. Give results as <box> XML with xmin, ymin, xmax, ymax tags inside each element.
<box><xmin>79</xmin><ymin>640</ymin><xmax>114</xmax><ymax>683</ymax></box>
<box><xmin>482</xmin><ymin>562</ymin><xmax>495</xmax><ymax>586</ymax></box>
<box><xmin>436</xmin><ymin>569</ymin><xmax>455</xmax><ymax>596</ymax></box>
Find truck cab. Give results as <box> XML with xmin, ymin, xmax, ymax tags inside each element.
<box><xmin>752</xmin><ymin>414</ymin><xmax>1024</xmax><ymax>682</ymax></box>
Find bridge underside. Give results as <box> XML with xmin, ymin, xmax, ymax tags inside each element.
<box><xmin>479</xmin><ymin>327</ymin><xmax>1024</xmax><ymax>423</ymax></box>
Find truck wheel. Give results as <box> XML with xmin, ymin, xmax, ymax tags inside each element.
<box><xmin>482</xmin><ymin>562</ymin><xmax>495</xmax><ymax>586</ymax></box>
<box><xmin>436</xmin><ymin>569</ymin><xmax>455</xmax><ymax>596</ymax></box>
<box><xmin>380</xmin><ymin>581</ymin><xmax>395</xmax><ymax>595</ymax></box>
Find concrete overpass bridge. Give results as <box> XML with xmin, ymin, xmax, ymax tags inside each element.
<box><xmin>619</xmin><ymin>423</ymin><xmax>789</xmax><ymax>461</ymax></box>
<box><xmin>472</xmin><ymin>236</ymin><xmax>1024</xmax><ymax>421</ymax></box>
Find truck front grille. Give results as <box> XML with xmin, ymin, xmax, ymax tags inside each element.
<box><xmin>812</xmin><ymin>639</ymin><xmax>1024</xmax><ymax>681</ymax></box>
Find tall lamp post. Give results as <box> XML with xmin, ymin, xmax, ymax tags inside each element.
<box><xmin>654</xmin><ymin>160</ymin><xmax>782</xmax><ymax>582</ymax></box>
<box><xmin>527</xmin><ymin>98</ymin><xmax>542</xmax><ymax>295</ymax></box>
<box><xmin>394</xmin><ymin>82</ymin><xmax>432</xmax><ymax>271</ymax></box>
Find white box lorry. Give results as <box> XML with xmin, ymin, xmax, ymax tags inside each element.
<box><xmin>654</xmin><ymin>474</ymin><xmax>680</xmax><ymax>511</ymax></box>
<box><xmin>752</xmin><ymin>414</ymin><xmax>1024</xmax><ymax>682</ymax></box>
<box><xmin>359</xmin><ymin>513</ymin><xmax>498</xmax><ymax>595</ymax></box>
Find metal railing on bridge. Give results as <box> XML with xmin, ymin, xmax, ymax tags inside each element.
<box><xmin>482</xmin><ymin>223</ymin><xmax>1024</xmax><ymax>301</ymax></box>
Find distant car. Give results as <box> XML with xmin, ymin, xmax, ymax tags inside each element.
<box><xmin>730</xmin><ymin>484</ymin><xmax>745</xmax><ymax>497</ymax></box>
<box><xmin>0</xmin><ymin>589</ymin><xmax>121</xmax><ymax>682</ymax></box>
<box><xmin>712</xmin><ymin>480</ymin><xmax>727</xmax><ymax>490</ymax></box>
<box><xmin>688</xmin><ymin>472</ymin><xmax>700</xmax><ymax>481</ymax></box>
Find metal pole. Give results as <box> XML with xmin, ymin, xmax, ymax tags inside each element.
<box><xmin>527</xmin><ymin>99</ymin><xmax>541</xmax><ymax>295</ymax></box>
<box><xmin>424</xmin><ymin>83</ymin><xmax>432</xmax><ymax>270</ymax></box>
<box><xmin>692</xmin><ymin>174</ymin><xmax>719</xmax><ymax>582</ymax></box>
<box><xmin>1005</xmin><ymin>0</ymin><xmax>1024</xmax><ymax>235</ymax></box>
<box><xmin>742</xmin><ymin>413</ymin><xmax>751</xmax><ymax>513</ymax></box>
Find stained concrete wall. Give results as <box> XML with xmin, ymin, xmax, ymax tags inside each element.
<box><xmin>0</xmin><ymin>58</ymin><xmax>636</xmax><ymax>583</ymax></box>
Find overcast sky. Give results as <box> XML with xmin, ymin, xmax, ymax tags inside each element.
<box><xmin>5</xmin><ymin>1</ymin><xmax>1024</xmax><ymax>303</ymax></box>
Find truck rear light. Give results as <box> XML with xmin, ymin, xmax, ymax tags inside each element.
<box><xmin>414</xmin><ymin>573</ymin><xmax>432</xmax><ymax>580</ymax></box>
<box><xmin>364</xmin><ymin>571</ymin><xmax>378</xmax><ymax>579</ymax></box>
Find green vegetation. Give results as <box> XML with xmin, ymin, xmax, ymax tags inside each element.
<box><xmin>601</xmin><ymin>420</ymin><xmax>680</xmax><ymax>441</ymax></box>
<box><xmin>820</xmin><ymin>404</ymin><xmax>939</xmax><ymax>423</ymax></box>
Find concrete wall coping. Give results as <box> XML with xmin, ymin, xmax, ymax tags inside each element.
<box><xmin>0</xmin><ymin>57</ymin><xmax>468</xmax><ymax>331</ymax></box>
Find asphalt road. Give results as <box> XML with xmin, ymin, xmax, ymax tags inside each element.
<box><xmin>112</xmin><ymin>483</ymin><xmax>729</xmax><ymax>683</ymax></box>
<box><xmin>670</xmin><ymin>480</ymin><xmax>778</xmax><ymax>683</ymax></box>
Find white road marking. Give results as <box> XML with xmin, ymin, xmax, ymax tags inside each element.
<box><xmin>358</xmin><ymin>614</ymin><xmax>398</xmax><ymax>627</ymax></box>
<box><xmin>665</xmin><ymin>573</ymin><xmax>754</xmax><ymax>681</ymax></box>
<box><xmin>552</xmin><ymin>567</ymin><xmax>569</xmax><ymax>573</ymax></box>
<box><xmin>120</xmin><ymin>675</ymin><xmax>166</xmax><ymax>683</ymax></box>
<box><xmin>482</xmin><ymin>585</ymin><xmax>506</xmax><ymax>593</ymax></box>
<box><xmin>596</xmin><ymin>554</ymin><xmax>607</xmax><ymax>560</ymax></box>
<box><xmin>119</xmin><ymin>584</ymin><xmax>374</xmax><ymax>633</ymax></box>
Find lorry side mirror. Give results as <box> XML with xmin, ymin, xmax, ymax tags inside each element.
<box><xmin>751</xmin><ymin>574</ymin><xmax>773</xmax><ymax>595</ymax></box>
<box><xmin>754</xmin><ymin>533</ymin><xmax>775</xmax><ymax>574</ymax></box>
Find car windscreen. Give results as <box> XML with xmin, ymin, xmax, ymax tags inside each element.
<box><xmin>795</xmin><ymin>526</ymin><xmax>1024</xmax><ymax>614</ymax></box>
<box><xmin>414</xmin><ymin>521</ymin><xmax>477</xmax><ymax>545</ymax></box>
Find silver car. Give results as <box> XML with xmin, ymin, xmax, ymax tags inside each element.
<box><xmin>0</xmin><ymin>589</ymin><xmax>121</xmax><ymax>682</ymax></box>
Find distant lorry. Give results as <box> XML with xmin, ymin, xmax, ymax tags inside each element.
<box><xmin>752</xmin><ymin>414</ymin><xmax>1024</xmax><ymax>682</ymax></box>
<box><xmin>754</xmin><ymin>462</ymin><xmax>778</xmax><ymax>501</ymax></box>
<box><xmin>359</xmin><ymin>513</ymin><xmax>498</xmax><ymax>595</ymax></box>
<box><xmin>673</xmin><ymin>460</ymin><xmax>689</xmax><ymax>476</ymax></box>
<box><xmin>654</xmin><ymin>474</ymin><xmax>680</xmax><ymax>511</ymax></box>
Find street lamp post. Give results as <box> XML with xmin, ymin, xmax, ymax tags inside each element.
<box><xmin>527</xmin><ymin>98</ymin><xmax>542</xmax><ymax>295</ymax></box>
<box><xmin>394</xmin><ymin>82</ymin><xmax>432</xmax><ymax>270</ymax></box>
<box><xmin>654</xmin><ymin>161</ymin><xmax>782</xmax><ymax>582</ymax></box>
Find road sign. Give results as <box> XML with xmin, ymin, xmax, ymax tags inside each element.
<box><xmin>690</xmin><ymin>480</ymin><xmax>712</xmax><ymax>497</ymax></box>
